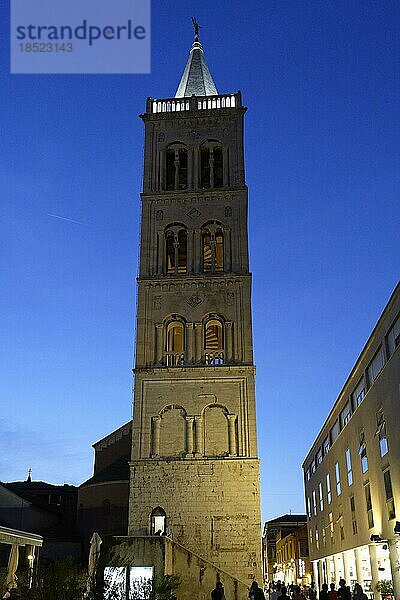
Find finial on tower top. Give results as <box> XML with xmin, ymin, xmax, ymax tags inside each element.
<box><xmin>191</xmin><ymin>17</ymin><xmax>200</xmax><ymax>40</ymax></box>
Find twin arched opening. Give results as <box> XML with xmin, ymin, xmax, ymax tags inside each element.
<box><xmin>163</xmin><ymin>221</ymin><xmax>225</xmax><ymax>276</ymax></box>
<box><xmin>164</xmin><ymin>140</ymin><xmax>225</xmax><ymax>191</ymax></box>
<box><xmin>160</xmin><ymin>314</ymin><xmax>227</xmax><ymax>366</ymax></box>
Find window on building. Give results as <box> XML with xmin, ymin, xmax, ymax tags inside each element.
<box><xmin>318</xmin><ymin>481</ymin><xmax>324</xmax><ymax>512</ymax></box>
<box><xmin>345</xmin><ymin>448</ymin><xmax>353</xmax><ymax>486</ymax></box>
<box><xmin>166</xmin><ymin>227</ymin><xmax>187</xmax><ymax>274</ymax></box>
<box><xmin>307</xmin><ymin>496</ymin><xmax>311</xmax><ymax>519</ymax></box>
<box><xmin>367</xmin><ymin>346</ymin><xmax>385</xmax><ymax>386</ymax></box>
<box><xmin>200</xmin><ymin>142</ymin><xmax>224</xmax><ymax>189</ymax></box>
<box><xmin>204</xmin><ymin>318</ymin><xmax>224</xmax><ymax>364</ymax></box>
<box><xmin>352</xmin><ymin>377</ymin><xmax>366</xmax><ymax>408</ymax></box>
<box><xmin>315</xmin><ymin>527</ymin><xmax>319</xmax><ymax>550</ymax></box>
<box><xmin>340</xmin><ymin>401</ymin><xmax>352</xmax><ymax>428</ymax></box>
<box><xmin>49</xmin><ymin>493</ymin><xmax>61</xmax><ymax>505</ymax></box>
<box><xmin>202</xmin><ymin>224</ymin><xmax>224</xmax><ymax>273</ymax></box>
<box><xmin>305</xmin><ymin>468</ymin><xmax>310</xmax><ymax>482</ymax></box>
<box><xmin>384</xmin><ymin>469</ymin><xmax>396</xmax><ymax>520</ymax></box>
<box><xmin>299</xmin><ymin>539</ymin><xmax>308</xmax><ymax>556</ymax></box>
<box><xmin>165</xmin><ymin>146</ymin><xmax>188</xmax><ymax>191</ymax></box>
<box><xmin>166</xmin><ymin>320</ymin><xmax>185</xmax><ymax>365</ymax></box>
<box><xmin>335</xmin><ymin>461</ymin><xmax>341</xmax><ymax>496</ymax></box>
<box><xmin>328</xmin><ymin>512</ymin><xmax>334</xmax><ymax>544</ymax></box>
<box><xmin>312</xmin><ymin>489</ymin><xmax>317</xmax><ymax>516</ymax></box>
<box><xmin>326</xmin><ymin>472</ymin><xmax>332</xmax><ymax>504</ymax></box>
<box><xmin>358</xmin><ymin>432</ymin><xmax>368</xmax><ymax>473</ymax></box>
<box><xmin>364</xmin><ymin>483</ymin><xmax>374</xmax><ymax>528</ymax></box>
<box><xmin>102</xmin><ymin>499</ymin><xmax>111</xmax><ymax>516</ymax></box>
<box><xmin>350</xmin><ymin>496</ymin><xmax>357</xmax><ymax>535</ymax></box>
<box><xmin>376</xmin><ymin>411</ymin><xmax>389</xmax><ymax>457</ymax></box>
<box><xmin>310</xmin><ymin>460</ymin><xmax>316</xmax><ymax>475</ymax></box>
<box><xmin>323</xmin><ymin>436</ymin><xmax>330</xmax><ymax>456</ymax></box>
<box><xmin>322</xmin><ymin>525</ymin><xmax>326</xmax><ymax>547</ymax></box>
<box><xmin>316</xmin><ymin>447</ymin><xmax>323</xmax><ymax>466</ymax></box>
<box><xmin>386</xmin><ymin>314</ymin><xmax>400</xmax><ymax>357</ymax></box>
<box><xmin>330</xmin><ymin>421</ymin><xmax>340</xmax><ymax>445</ymax></box>
<box><xmin>338</xmin><ymin>514</ymin><xmax>345</xmax><ymax>541</ymax></box>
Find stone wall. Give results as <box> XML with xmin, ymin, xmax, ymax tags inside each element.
<box><xmin>128</xmin><ymin>458</ymin><xmax>262</xmax><ymax>583</ymax></box>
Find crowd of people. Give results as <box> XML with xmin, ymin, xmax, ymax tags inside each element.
<box><xmin>264</xmin><ymin>579</ymin><xmax>369</xmax><ymax>600</ymax></box>
<box><xmin>211</xmin><ymin>577</ymin><xmax>368</xmax><ymax>600</ymax></box>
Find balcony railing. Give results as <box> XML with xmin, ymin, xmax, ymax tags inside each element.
<box><xmin>146</xmin><ymin>92</ymin><xmax>242</xmax><ymax>114</ymax></box>
<box><xmin>163</xmin><ymin>351</ymin><xmax>226</xmax><ymax>367</ymax></box>
<box><xmin>165</xmin><ymin>352</ymin><xmax>185</xmax><ymax>367</ymax></box>
<box><xmin>204</xmin><ymin>351</ymin><xmax>225</xmax><ymax>365</ymax></box>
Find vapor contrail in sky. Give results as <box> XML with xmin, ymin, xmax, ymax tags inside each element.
<box><xmin>47</xmin><ymin>213</ymin><xmax>87</xmax><ymax>226</ymax></box>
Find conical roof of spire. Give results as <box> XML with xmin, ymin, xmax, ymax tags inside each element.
<box><xmin>175</xmin><ymin>22</ymin><xmax>218</xmax><ymax>98</ymax></box>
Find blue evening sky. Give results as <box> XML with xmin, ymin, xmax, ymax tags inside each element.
<box><xmin>1</xmin><ymin>0</ymin><xmax>399</xmax><ymax>521</ymax></box>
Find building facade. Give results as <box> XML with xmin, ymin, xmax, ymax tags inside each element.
<box><xmin>127</xmin><ymin>27</ymin><xmax>262</xmax><ymax>583</ymax></box>
<box><xmin>77</xmin><ymin>421</ymin><xmax>131</xmax><ymax>553</ymax></box>
<box><xmin>262</xmin><ymin>514</ymin><xmax>307</xmax><ymax>584</ymax></box>
<box><xmin>275</xmin><ymin>524</ymin><xmax>311</xmax><ymax>587</ymax></box>
<box><xmin>303</xmin><ymin>283</ymin><xmax>400</xmax><ymax>599</ymax></box>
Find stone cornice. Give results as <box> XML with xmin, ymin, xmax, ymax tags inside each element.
<box><xmin>140</xmin><ymin>188</ymin><xmax>248</xmax><ymax>203</ymax></box>
<box><xmin>136</xmin><ymin>273</ymin><xmax>252</xmax><ymax>286</ymax></box>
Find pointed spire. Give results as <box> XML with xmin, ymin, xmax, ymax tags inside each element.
<box><xmin>175</xmin><ymin>19</ymin><xmax>218</xmax><ymax>98</ymax></box>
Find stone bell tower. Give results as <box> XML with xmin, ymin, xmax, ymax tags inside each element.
<box><xmin>128</xmin><ymin>24</ymin><xmax>262</xmax><ymax>583</ymax></box>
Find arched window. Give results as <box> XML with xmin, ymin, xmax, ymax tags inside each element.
<box><xmin>165</xmin><ymin>226</ymin><xmax>187</xmax><ymax>274</ymax></box>
<box><xmin>202</xmin><ymin>222</ymin><xmax>224</xmax><ymax>273</ymax></box>
<box><xmin>204</xmin><ymin>318</ymin><xmax>224</xmax><ymax>365</ymax></box>
<box><xmin>165</xmin><ymin>144</ymin><xmax>188</xmax><ymax>191</ymax></box>
<box><xmin>102</xmin><ymin>499</ymin><xmax>111</xmax><ymax>516</ymax></box>
<box><xmin>150</xmin><ymin>506</ymin><xmax>166</xmax><ymax>535</ymax></box>
<box><xmin>200</xmin><ymin>141</ymin><xmax>224</xmax><ymax>189</ymax></box>
<box><xmin>166</xmin><ymin>319</ymin><xmax>185</xmax><ymax>366</ymax></box>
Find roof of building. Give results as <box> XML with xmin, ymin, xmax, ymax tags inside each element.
<box><xmin>93</xmin><ymin>420</ymin><xmax>132</xmax><ymax>450</ymax></box>
<box><xmin>175</xmin><ymin>29</ymin><xmax>218</xmax><ymax>98</ymax></box>
<box><xmin>79</xmin><ymin>455</ymin><xmax>130</xmax><ymax>487</ymax></box>
<box><xmin>265</xmin><ymin>514</ymin><xmax>307</xmax><ymax>525</ymax></box>
<box><xmin>4</xmin><ymin>481</ymin><xmax>77</xmax><ymax>493</ymax></box>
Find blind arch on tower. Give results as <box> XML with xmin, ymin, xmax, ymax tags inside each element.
<box><xmin>202</xmin><ymin>403</ymin><xmax>230</xmax><ymax>457</ymax></box>
<box><xmin>158</xmin><ymin>404</ymin><xmax>187</xmax><ymax>457</ymax></box>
